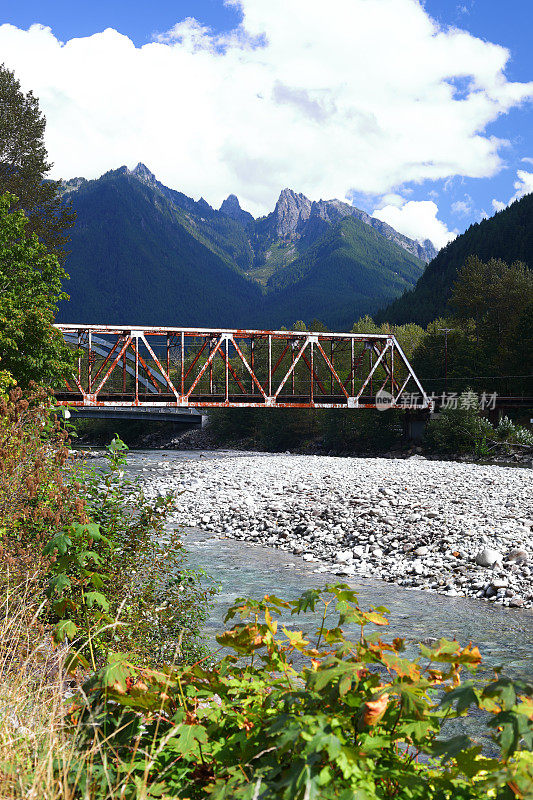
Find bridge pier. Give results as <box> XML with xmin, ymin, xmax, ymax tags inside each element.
<box><xmin>403</xmin><ymin>409</ymin><xmax>430</xmax><ymax>442</ymax></box>
<box><xmin>68</xmin><ymin>406</ymin><xmax>207</xmax><ymax>426</ymax></box>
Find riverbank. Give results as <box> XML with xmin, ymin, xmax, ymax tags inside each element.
<box><xmin>129</xmin><ymin>422</ymin><xmax>533</xmax><ymax>468</ymax></box>
<box><xmin>142</xmin><ymin>452</ymin><xmax>533</xmax><ymax>609</ymax></box>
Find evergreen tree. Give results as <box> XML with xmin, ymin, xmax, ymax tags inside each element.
<box><xmin>0</xmin><ymin>64</ymin><xmax>75</xmax><ymax>261</ymax></box>
<box><xmin>379</xmin><ymin>192</ymin><xmax>533</xmax><ymax>325</ymax></box>
<box><xmin>450</xmin><ymin>257</ymin><xmax>533</xmax><ymax>390</ymax></box>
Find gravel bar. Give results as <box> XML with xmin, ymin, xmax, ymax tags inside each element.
<box><xmin>142</xmin><ymin>454</ymin><xmax>533</xmax><ymax>609</ymax></box>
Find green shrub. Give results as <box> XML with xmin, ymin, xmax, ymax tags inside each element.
<box><xmin>66</xmin><ymin>585</ymin><xmax>533</xmax><ymax>799</ymax></box>
<box><xmin>322</xmin><ymin>408</ymin><xmax>403</xmax><ymax>452</ymax></box>
<box><xmin>495</xmin><ymin>416</ymin><xmax>533</xmax><ymax>446</ymax></box>
<box><xmin>425</xmin><ymin>392</ymin><xmax>494</xmax><ymax>455</ymax></box>
<box><xmin>0</xmin><ymin>385</ymin><xmax>85</xmax><ymax>596</ymax></box>
<box><xmin>45</xmin><ymin>435</ymin><xmax>218</xmax><ymax>670</ymax></box>
<box><xmin>209</xmin><ymin>408</ymin><xmax>261</xmax><ymax>446</ymax></box>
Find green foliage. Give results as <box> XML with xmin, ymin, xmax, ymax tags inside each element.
<box><xmin>322</xmin><ymin>408</ymin><xmax>403</xmax><ymax>453</ymax></box>
<box><xmin>66</xmin><ymin>585</ymin><xmax>533</xmax><ymax>799</ymax></box>
<box><xmin>0</xmin><ymin>385</ymin><xmax>84</xmax><ymax>596</ymax></box>
<box><xmin>451</xmin><ymin>257</ymin><xmax>533</xmax><ymax>378</ymax></box>
<box><xmin>350</xmin><ymin>315</ymin><xmax>427</xmax><ymax>361</ymax></box>
<box><xmin>425</xmin><ymin>391</ymin><xmax>494</xmax><ymax>455</ymax></box>
<box><xmin>409</xmin><ymin>257</ymin><xmax>533</xmax><ymax>397</ymax></box>
<box><xmin>380</xmin><ymin>191</ymin><xmax>533</xmax><ymax>325</ymax></box>
<box><xmin>209</xmin><ymin>406</ymin><xmax>405</xmax><ymax>455</ymax></box>
<box><xmin>495</xmin><ymin>416</ymin><xmax>533</xmax><ymax>446</ymax></box>
<box><xmin>44</xmin><ymin>435</ymin><xmax>217</xmax><ymax>670</ymax></box>
<box><xmin>0</xmin><ymin>192</ymin><xmax>75</xmax><ymax>386</ymax></box>
<box><xmin>210</xmin><ymin>407</ymin><xmax>321</xmax><ymax>452</ymax></box>
<box><xmin>0</xmin><ymin>64</ymin><xmax>75</xmax><ymax>261</ymax></box>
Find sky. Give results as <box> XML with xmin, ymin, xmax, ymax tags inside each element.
<box><xmin>0</xmin><ymin>0</ymin><xmax>532</xmax><ymax>249</ymax></box>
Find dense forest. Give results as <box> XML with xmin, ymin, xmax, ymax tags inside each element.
<box><xmin>379</xmin><ymin>193</ymin><xmax>533</xmax><ymax>325</ymax></box>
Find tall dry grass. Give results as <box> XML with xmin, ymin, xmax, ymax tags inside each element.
<box><xmin>0</xmin><ymin>583</ymin><xmax>170</xmax><ymax>800</ymax></box>
<box><xmin>0</xmin><ymin>577</ymin><xmax>93</xmax><ymax>799</ymax></box>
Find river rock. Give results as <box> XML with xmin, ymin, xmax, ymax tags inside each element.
<box><xmin>475</xmin><ymin>548</ymin><xmax>503</xmax><ymax>568</ymax></box>
<box><xmin>506</xmin><ymin>549</ymin><xmax>528</xmax><ymax>564</ymax></box>
<box><xmin>335</xmin><ymin>550</ymin><xmax>353</xmax><ymax>564</ymax></box>
<box><xmin>490</xmin><ymin>579</ymin><xmax>508</xmax><ymax>590</ymax></box>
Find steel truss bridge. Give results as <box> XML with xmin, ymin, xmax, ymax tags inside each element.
<box><xmin>53</xmin><ymin>324</ymin><xmax>432</xmax><ymax>418</ymax></box>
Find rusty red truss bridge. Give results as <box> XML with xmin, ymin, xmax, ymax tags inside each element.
<box><xmin>54</xmin><ymin>324</ymin><xmax>432</xmax><ymax>411</ymax></box>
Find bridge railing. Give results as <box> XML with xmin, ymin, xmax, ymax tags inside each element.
<box><xmin>54</xmin><ymin>324</ymin><xmax>432</xmax><ymax>411</ymax></box>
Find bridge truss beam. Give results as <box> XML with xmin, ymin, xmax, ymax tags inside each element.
<box><xmin>54</xmin><ymin>324</ymin><xmax>432</xmax><ymax>411</ymax></box>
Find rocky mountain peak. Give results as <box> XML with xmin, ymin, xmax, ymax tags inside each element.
<box><xmin>197</xmin><ymin>197</ymin><xmax>213</xmax><ymax>212</ymax></box>
<box><xmin>130</xmin><ymin>162</ymin><xmax>158</xmax><ymax>185</ymax></box>
<box><xmin>221</xmin><ymin>194</ymin><xmax>241</xmax><ymax>212</ymax></box>
<box><xmin>59</xmin><ymin>176</ymin><xmax>87</xmax><ymax>196</ymax></box>
<box><xmin>419</xmin><ymin>239</ymin><xmax>438</xmax><ymax>262</ymax></box>
<box><xmin>274</xmin><ymin>188</ymin><xmax>312</xmax><ymax>238</ymax></box>
<box><xmin>220</xmin><ymin>194</ymin><xmax>255</xmax><ymax>227</ymax></box>
<box><xmin>310</xmin><ymin>198</ymin><xmax>363</xmax><ymax>226</ymax></box>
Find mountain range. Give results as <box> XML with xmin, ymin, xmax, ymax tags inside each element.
<box><xmin>57</xmin><ymin>164</ymin><xmax>436</xmax><ymax>330</ymax></box>
<box><xmin>379</xmin><ymin>191</ymin><xmax>533</xmax><ymax>325</ymax></box>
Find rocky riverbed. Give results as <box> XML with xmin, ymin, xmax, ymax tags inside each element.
<box><xmin>142</xmin><ymin>453</ymin><xmax>533</xmax><ymax>609</ymax></box>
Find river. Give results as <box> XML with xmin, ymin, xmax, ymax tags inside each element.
<box><xmin>118</xmin><ymin>448</ymin><xmax>533</xmax><ymax>682</ymax></box>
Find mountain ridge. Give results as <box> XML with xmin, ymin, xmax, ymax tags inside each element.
<box><xmin>104</xmin><ymin>163</ymin><xmax>438</xmax><ymax>266</ymax></box>
<box><xmin>57</xmin><ymin>164</ymin><xmax>431</xmax><ymax>330</ymax></box>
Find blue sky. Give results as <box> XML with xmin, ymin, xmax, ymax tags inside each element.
<box><xmin>1</xmin><ymin>1</ymin><xmax>241</xmax><ymax>46</ymax></box>
<box><xmin>1</xmin><ymin>0</ymin><xmax>532</xmax><ymax>248</ymax></box>
<box><xmin>391</xmin><ymin>0</ymin><xmax>533</xmax><ymax>231</ymax></box>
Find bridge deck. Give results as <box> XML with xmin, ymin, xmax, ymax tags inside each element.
<box><xmin>55</xmin><ymin>392</ymin><xmax>400</xmax><ymax>409</ymax></box>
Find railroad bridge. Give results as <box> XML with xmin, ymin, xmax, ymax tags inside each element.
<box><xmin>54</xmin><ymin>324</ymin><xmax>432</xmax><ymax>428</ymax></box>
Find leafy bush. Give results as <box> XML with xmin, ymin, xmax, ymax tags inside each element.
<box><xmin>0</xmin><ymin>392</ymin><xmax>218</xmax><ymax>798</ymax></box>
<box><xmin>209</xmin><ymin>407</ymin><xmax>404</xmax><ymax>453</ymax></box>
<box><xmin>45</xmin><ymin>435</ymin><xmax>218</xmax><ymax>670</ymax></box>
<box><xmin>0</xmin><ymin>385</ymin><xmax>216</xmax><ymax>672</ymax></box>
<box><xmin>66</xmin><ymin>585</ymin><xmax>532</xmax><ymax>799</ymax></box>
<box><xmin>0</xmin><ymin>385</ymin><xmax>85</xmax><ymax>595</ymax></box>
<box><xmin>495</xmin><ymin>416</ymin><xmax>533</xmax><ymax>446</ymax></box>
<box><xmin>425</xmin><ymin>392</ymin><xmax>494</xmax><ymax>455</ymax></box>
<box><xmin>322</xmin><ymin>408</ymin><xmax>403</xmax><ymax>453</ymax></box>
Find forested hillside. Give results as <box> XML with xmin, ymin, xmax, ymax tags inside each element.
<box><xmin>57</xmin><ymin>164</ymin><xmax>428</xmax><ymax>330</ymax></box>
<box><xmin>59</xmin><ymin>168</ymin><xmax>263</xmax><ymax>327</ymax></box>
<box><xmin>379</xmin><ymin>193</ymin><xmax>533</xmax><ymax>325</ymax></box>
<box><xmin>265</xmin><ymin>216</ymin><xmax>425</xmax><ymax>329</ymax></box>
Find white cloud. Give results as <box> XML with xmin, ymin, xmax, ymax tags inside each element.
<box><xmin>491</xmin><ymin>167</ymin><xmax>533</xmax><ymax>212</ymax></box>
<box><xmin>376</xmin><ymin>193</ymin><xmax>405</xmax><ymax>208</ymax></box>
<box><xmin>511</xmin><ymin>169</ymin><xmax>533</xmax><ymax>201</ymax></box>
<box><xmin>451</xmin><ymin>195</ymin><xmax>473</xmax><ymax>215</ymax></box>
<box><xmin>372</xmin><ymin>199</ymin><xmax>456</xmax><ymax>249</ymax></box>
<box><xmin>0</xmin><ymin>0</ymin><xmax>531</xmax><ymax>214</ymax></box>
<box><xmin>522</xmin><ymin>156</ymin><xmax>533</xmax><ymax>165</ymax></box>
